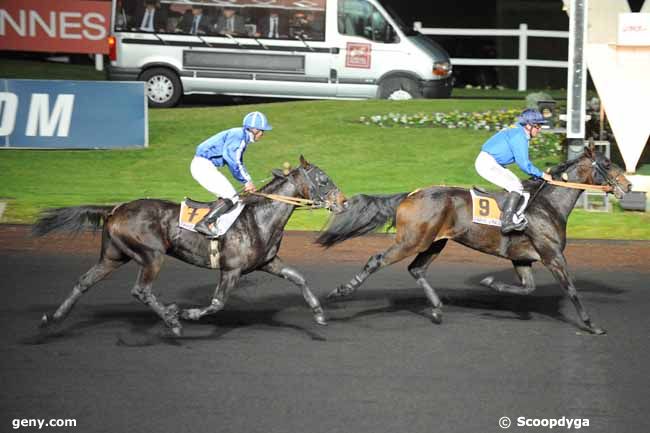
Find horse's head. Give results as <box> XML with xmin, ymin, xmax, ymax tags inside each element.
<box><xmin>553</xmin><ymin>143</ymin><xmax>631</xmax><ymax>199</ymax></box>
<box><xmin>274</xmin><ymin>155</ymin><xmax>347</xmax><ymax>213</ymax></box>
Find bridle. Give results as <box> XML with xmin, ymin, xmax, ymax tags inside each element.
<box><xmin>248</xmin><ymin>166</ymin><xmax>340</xmax><ymax>211</ymax></box>
<box><xmin>588</xmin><ymin>155</ymin><xmax>626</xmax><ymax>197</ymax></box>
<box><xmin>297</xmin><ymin>165</ymin><xmax>339</xmax><ymax>210</ymax></box>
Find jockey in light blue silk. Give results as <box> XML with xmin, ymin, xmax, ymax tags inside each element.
<box><xmin>474</xmin><ymin>108</ymin><xmax>552</xmax><ymax>233</ymax></box>
<box><xmin>190</xmin><ymin>111</ymin><xmax>272</xmax><ymax>237</ymax></box>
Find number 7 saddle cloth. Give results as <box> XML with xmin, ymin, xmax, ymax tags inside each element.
<box><xmin>178</xmin><ymin>198</ymin><xmax>245</xmax><ymax>236</ymax></box>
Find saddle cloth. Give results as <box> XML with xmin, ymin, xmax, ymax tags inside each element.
<box><xmin>179</xmin><ymin>198</ymin><xmax>245</xmax><ymax>236</ymax></box>
<box><xmin>470</xmin><ymin>189</ymin><xmax>502</xmax><ymax>227</ymax></box>
<box><xmin>470</xmin><ymin>187</ymin><xmax>530</xmax><ymax>227</ymax></box>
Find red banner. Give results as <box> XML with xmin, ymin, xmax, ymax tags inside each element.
<box><xmin>0</xmin><ymin>0</ymin><xmax>111</xmax><ymax>54</ymax></box>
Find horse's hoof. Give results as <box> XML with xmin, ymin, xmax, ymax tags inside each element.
<box><xmin>314</xmin><ymin>312</ymin><xmax>328</xmax><ymax>326</ymax></box>
<box><xmin>39</xmin><ymin>314</ymin><xmax>52</xmax><ymax>328</ymax></box>
<box><xmin>170</xmin><ymin>326</ymin><xmax>183</xmax><ymax>337</ymax></box>
<box><xmin>181</xmin><ymin>308</ymin><xmax>202</xmax><ymax>321</ymax></box>
<box><xmin>431</xmin><ymin>308</ymin><xmax>443</xmax><ymax>324</ymax></box>
<box><xmin>590</xmin><ymin>326</ymin><xmax>607</xmax><ymax>335</ymax></box>
<box><xmin>480</xmin><ymin>276</ymin><xmax>495</xmax><ymax>289</ymax></box>
<box><xmin>327</xmin><ymin>285</ymin><xmax>353</xmax><ymax>300</ymax></box>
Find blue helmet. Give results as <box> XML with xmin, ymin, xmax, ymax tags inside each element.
<box><xmin>243</xmin><ymin>111</ymin><xmax>272</xmax><ymax>131</ymax></box>
<box><xmin>518</xmin><ymin>108</ymin><xmax>548</xmax><ymax>126</ymax></box>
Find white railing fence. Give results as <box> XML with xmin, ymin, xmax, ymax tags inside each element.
<box><xmin>413</xmin><ymin>22</ymin><xmax>569</xmax><ymax>91</ymax></box>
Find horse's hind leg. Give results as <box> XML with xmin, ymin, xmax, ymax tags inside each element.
<box><xmin>41</xmin><ymin>241</ymin><xmax>129</xmax><ymax>328</ymax></box>
<box><xmin>481</xmin><ymin>260</ymin><xmax>536</xmax><ymax>295</ymax></box>
<box><xmin>407</xmin><ymin>239</ymin><xmax>447</xmax><ymax>324</ymax></box>
<box><xmin>130</xmin><ymin>252</ymin><xmax>182</xmax><ymax>336</ymax></box>
<box><xmin>327</xmin><ymin>239</ymin><xmax>422</xmax><ymax>300</ymax></box>
<box><xmin>260</xmin><ymin>256</ymin><xmax>327</xmax><ymax>326</ymax></box>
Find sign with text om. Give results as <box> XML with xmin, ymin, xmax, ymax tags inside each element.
<box><xmin>0</xmin><ymin>80</ymin><xmax>148</xmax><ymax>149</ymax></box>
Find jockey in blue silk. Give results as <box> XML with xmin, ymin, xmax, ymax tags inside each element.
<box><xmin>190</xmin><ymin>111</ymin><xmax>272</xmax><ymax>237</ymax></box>
<box><xmin>474</xmin><ymin>108</ymin><xmax>552</xmax><ymax>233</ymax></box>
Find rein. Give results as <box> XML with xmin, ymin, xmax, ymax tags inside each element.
<box><xmin>248</xmin><ymin>192</ymin><xmax>317</xmax><ymax>208</ymax></box>
<box><xmin>546</xmin><ymin>180</ymin><xmax>613</xmax><ymax>192</ymax></box>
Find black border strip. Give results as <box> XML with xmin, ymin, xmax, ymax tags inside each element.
<box><xmin>121</xmin><ymin>38</ymin><xmax>334</xmax><ymax>53</ymax></box>
<box><xmin>196</xmin><ymin>71</ymin><xmax>253</xmax><ymax>80</ymax></box>
<box><xmin>256</xmin><ymin>74</ymin><xmax>329</xmax><ymax>83</ymax></box>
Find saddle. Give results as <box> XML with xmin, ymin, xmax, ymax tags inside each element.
<box><xmin>179</xmin><ymin>197</ymin><xmax>245</xmax><ymax>236</ymax></box>
<box><xmin>471</xmin><ymin>186</ymin><xmax>507</xmax><ymax>209</ymax></box>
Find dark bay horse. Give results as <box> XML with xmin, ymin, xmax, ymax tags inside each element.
<box><xmin>317</xmin><ymin>145</ymin><xmax>631</xmax><ymax>334</ymax></box>
<box><xmin>34</xmin><ymin>157</ymin><xmax>346</xmax><ymax>336</ymax></box>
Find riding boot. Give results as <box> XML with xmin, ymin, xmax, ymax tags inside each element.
<box><xmin>194</xmin><ymin>198</ymin><xmax>235</xmax><ymax>237</ymax></box>
<box><xmin>500</xmin><ymin>192</ymin><xmax>527</xmax><ymax>234</ymax></box>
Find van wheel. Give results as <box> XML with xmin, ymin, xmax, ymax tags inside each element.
<box><xmin>140</xmin><ymin>68</ymin><xmax>182</xmax><ymax>108</ymax></box>
<box><xmin>379</xmin><ymin>77</ymin><xmax>422</xmax><ymax>100</ymax></box>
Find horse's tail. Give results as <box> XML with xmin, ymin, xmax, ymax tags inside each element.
<box><xmin>32</xmin><ymin>205</ymin><xmax>114</xmax><ymax>237</ymax></box>
<box><xmin>316</xmin><ymin>193</ymin><xmax>408</xmax><ymax>247</ymax></box>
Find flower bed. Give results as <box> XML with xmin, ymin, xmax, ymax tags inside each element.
<box><xmin>359</xmin><ymin>109</ymin><xmax>564</xmax><ymax>158</ymax></box>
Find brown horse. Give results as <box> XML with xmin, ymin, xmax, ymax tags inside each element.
<box><xmin>33</xmin><ymin>157</ymin><xmax>346</xmax><ymax>336</ymax></box>
<box><xmin>317</xmin><ymin>145</ymin><xmax>631</xmax><ymax>334</ymax></box>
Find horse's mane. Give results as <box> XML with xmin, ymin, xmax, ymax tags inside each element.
<box><xmin>548</xmin><ymin>155</ymin><xmax>582</xmax><ymax>176</ymax></box>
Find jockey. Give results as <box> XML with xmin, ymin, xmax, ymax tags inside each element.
<box><xmin>474</xmin><ymin>108</ymin><xmax>552</xmax><ymax>234</ymax></box>
<box><xmin>190</xmin><ymin>111</ymin><xmax>272</xmax><ymax>237</ymax></box>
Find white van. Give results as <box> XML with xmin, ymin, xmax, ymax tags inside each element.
<box><xmin>107</xmin><ymin>0</ymin><xmax>453</xmax><ymax>107</ymax></box>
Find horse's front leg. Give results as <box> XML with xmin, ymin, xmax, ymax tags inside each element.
<box><xmin>262</xmin><ymin>256</ymin><xmax>327</xmax><ymax>326</ymax></box>
<box><xmin>181</xmin><ymin>268</ymin><xmax>241</xmax><ymax>321</ymax></box>
<box><xmin>542</xmin><ymin>253</ymin><xmax>605</xmax><ymax>335</ymax></box>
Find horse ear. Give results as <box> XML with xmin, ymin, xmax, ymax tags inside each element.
<box><xmin>299</xmin><ymin>155</ymin><xmax>310</xmax><ymax>168</ymax></box>
<box><xmin>272</xmin><ymin>169</ymin><xmax>286</xmax><ymax>178</ymax></box>
<box><xmin>584</xmin><ymin>139</ymin><xmax>596</xmax><ymax>157</ymax></box>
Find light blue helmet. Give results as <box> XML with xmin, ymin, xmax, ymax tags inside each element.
<box><xmin>243</xmin><ymin>111</ymin><xmax>272</xmax><ymax>131</ymax></box>
<box><xmin>518</xmin><ymin>108</ymin><xmax>548</xmax><ymax>126</ymax></box>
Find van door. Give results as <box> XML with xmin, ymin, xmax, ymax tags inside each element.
<box><xmin>332</xmin><ymin>0</ymin><xmax>403</xmax><ymax>98</ymax></box>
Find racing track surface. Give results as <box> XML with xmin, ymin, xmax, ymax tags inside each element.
<box><xmin>1</xmin><ymin>226</ymin><xmax>649</xmax><ymax>433</ymax></box>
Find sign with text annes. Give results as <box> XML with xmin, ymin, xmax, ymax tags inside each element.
<box><xmin>0</xmin><ymin>0</ymin><xmax>111</xmax><ymax>54</ymax></box>
<box><xmin>0</xmin><ymin>80</ymin><xmax>147</xmax><ymax>149</ymax></box>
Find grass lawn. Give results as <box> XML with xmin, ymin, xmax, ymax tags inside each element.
<box><xmin>0</xmin><ymin>59</ymin><xmax>105</xmax><ymax>81</ymax></box>
<box><xmin>1</xmin><ymin>98</ymin><xmax>648</xmax><ymax>239</ymax></box>
<box><xmin>1</xmin><ymin>59</ymin><xmax>647</xmax><ymax>239</ymax></box>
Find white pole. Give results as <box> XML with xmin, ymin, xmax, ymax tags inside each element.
<box><xmin>518</xmin><ymin>23</ymin><xmax>528</xmax><ymax>91</ymax></box>
<box><xmin>95</xmin><ymin>54</ymin><xmax>104</xmax><ymax>72</ymax></box>
<box><xmin>566</xmin><ymin>0</ymin><xmax>588</xmax><ymax>147</ymax></box>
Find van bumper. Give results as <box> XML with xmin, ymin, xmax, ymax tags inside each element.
<box><xmin>421</xmin><ymin>76</ymin><xmax>453</xmax><ymax>98</ymax></box>
<box><xmin>106</xmin><ymin>65</ymin><xmax>141</xmax><ymax>81</ymax></box>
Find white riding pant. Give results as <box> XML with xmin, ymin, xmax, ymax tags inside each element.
<box><xmin>190</xmin><ymin>156</ymin><xmax>239</xmax><ymax>203</ymax></box>
<box><xmin>474</xmin><ymin>151</ymin><xmax>524</xmax><ymax>194</ymax></box>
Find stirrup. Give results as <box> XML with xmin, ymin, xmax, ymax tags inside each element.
<box><xmin>194</xmin><ymin>220</ymin><xmax>219</xmax><ymax>238</ymax></box>
<box><xmin>501</xmin><ymin>219</ymin><xmax>527</xmax><ymax>234</ymax></box>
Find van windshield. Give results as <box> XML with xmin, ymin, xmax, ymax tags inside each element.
<box><xmin>376</xmin><ymin>1</ymin><xmax>418</xmax><ymax>36</ymax></box>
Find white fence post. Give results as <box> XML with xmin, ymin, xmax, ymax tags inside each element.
<box><xmin>518</xmin><ymin>23</ymin><xmax>528</xmax><ymax>91</ymax></box>
<box><xmin>95</xmin><ymin>54</ymin><xmax>104</xmax><ymax>72</ymax></box>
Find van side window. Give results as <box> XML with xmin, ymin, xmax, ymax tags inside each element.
<box><xmin>337</xmin><ymin>0</ymin><xmax>398</xmax><ymax>43</ymax></box>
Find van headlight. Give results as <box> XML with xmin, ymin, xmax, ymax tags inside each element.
<box><xmin>433</xmin><ymin>61</ymin><xmax>452</xmax><ymax>77</ymax></box>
